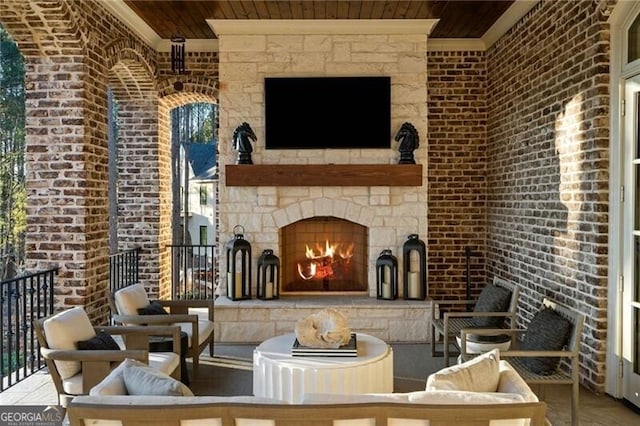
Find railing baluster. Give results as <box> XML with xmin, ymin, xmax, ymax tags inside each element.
<box><xmin>108</xmin><ymin>247</ymin><xmax>142</xmax><ymax>321</ymax></box>
<box><xmin>165</xmin><ymin>245</ymin><xmax>217</xmax><ymax>300</ymax></box>
<box><xmin>8</xmin><ymin>282</ymin><xmax>14</xmax><ymax>388</ymax></box>
<box><xmin>107</xmin><ymin>245</ymin><xmax>216</xmax><ymax>303</ymax></box>
<box><xmin>1</xmin><ymin>281</ymin><xmax>4</xmax><ymax>385</ymax></box>
<box><xmin>0</xmin><ymin>268</ymin><xmax>57</xmax><ymax>391</ymax></box>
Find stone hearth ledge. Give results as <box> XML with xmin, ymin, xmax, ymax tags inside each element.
<box><xmin>213</xmin><ymin>296</ymin><xmax>432</xmax><ymax>344</ymax></box>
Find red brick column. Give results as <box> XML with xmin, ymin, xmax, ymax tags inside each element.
<box><xmin>117</xmin><ymin>100</ymin><xmax>171</xmax><ymax>298</ymax></box>
<box><xmin>23</xmin><ymin>55</ymin><xmax>111</xmax><ymax>323</ymax></box>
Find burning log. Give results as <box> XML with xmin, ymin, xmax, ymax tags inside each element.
<box><xmin>296</xmin><ymin>240</ymin><xmax>353</xmax><ymax>281</ymax></box>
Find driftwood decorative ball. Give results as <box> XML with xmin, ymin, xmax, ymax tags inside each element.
<box><xmin>294</xmin><ymin>308</ymin><xmax>352</xmax><ymax>349</ymax></box>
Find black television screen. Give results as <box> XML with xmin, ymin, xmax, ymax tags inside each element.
<box><xmin>264</xmin><ymin>76</ymin><xmax>391</xmax><ymax>149</ymax></box>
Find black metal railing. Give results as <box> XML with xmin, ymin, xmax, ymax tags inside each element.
<box><xmin>109</xmin><ymin>247</ymin><xmax>141</xmax><ymax>296</ymax></box>
<box><xmin>0</xmin><ymin>268</ymin><xmax>57</xmax><ymax>391</ymax></box>
<box><xmin>167</xmin><ymin>245</ymin><xmax>217</xmax><ymax>300</ymax></box>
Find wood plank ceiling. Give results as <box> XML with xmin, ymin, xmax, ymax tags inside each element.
<box><xmin>123</xmin><ymin>0</ymin><xmax>515</xmax><ymax>39</ymax></box>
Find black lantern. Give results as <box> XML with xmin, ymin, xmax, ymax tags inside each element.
<box><xmin>402</xmin><ymin>234</ymin><xmax>426</xmax><ymax>300</ymax></box>
<box><xmin>376</xmin><ymin>249</ymin><xmax>398</xmax><ymax>300</ymax></box>
<box><xmin>257</xmin><ymin>249</ymin><xmax>280</xmax><ymax>300</ymax></box>
<box><xmin>225</xmin><ymin>225</ymin><xmax>251</xmax><ymax>300</ymax></box>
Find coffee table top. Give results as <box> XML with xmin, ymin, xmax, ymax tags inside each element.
<box><xmin>254</xmin><ymin>332</ymin><xmax>390</xmax><ymax>367</ymax></box>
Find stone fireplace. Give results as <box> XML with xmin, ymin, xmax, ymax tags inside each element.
<box><xmin>280</xmin><ymin>216</ymin><xmax>367</xmax><ymax>294</ymax></box>
<box><xmin>211</xmin><ymin>19</ymin><xmax>434</xmax><ymax>299</ymax></box>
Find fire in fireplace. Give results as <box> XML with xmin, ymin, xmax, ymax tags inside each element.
<box><xmin>280</xmin><ymin>216</ymin><xmax>367</xmax><ymax>293</ymax></box>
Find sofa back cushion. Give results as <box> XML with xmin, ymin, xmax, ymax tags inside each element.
<box><xmin>497</xmin><ymin>361</ymin><xmax>538</xmax><ymax>403</ymax></box>
<box><xmin>43</xmin><ymin>307</ymin><xmax>96</xmax><ymax>379</ymax></box>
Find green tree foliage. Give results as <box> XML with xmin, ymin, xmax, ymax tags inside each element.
<box><xmin>0</xmin><ymin>26</ymin><xmax>26</xmax><ymax>280</ymax></box>
<box><xmin>172</xmin><ymin>102</ymin><xmax>218</xmax><ymax>144</ymax></box>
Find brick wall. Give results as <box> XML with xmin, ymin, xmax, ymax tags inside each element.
<box><xmin>1</xmin><ymin>1</ymin><xmax>221</xmax><ymax>317</ymax></box>
<box><xmin>1</xmin><ymin>0</ymin><xmax>161</xmax><ymax>323</ymax></box>
<box><xmin>427</xmin><ymin>51</ymin><xmax>488</xmax><ymax>300</ymax></box>
<box><xmin>116</xmin><ymin>100</ymin><xmax>164</xmax><ymax>290</ymax></box>
<box><xmin>486</xmin><ymin>0</ymin><xmax>610</xmax><ymax>391</ymax></box>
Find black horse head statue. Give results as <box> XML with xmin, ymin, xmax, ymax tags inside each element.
<box><xmin>395</xmin><ymin>122</ymin><xmax>419</xmax><ymax>164</ymax></box>
<box><xmin>233</xmin><ymin>122</ymin><xmax>256</xmax><ymax>164</ymax></box>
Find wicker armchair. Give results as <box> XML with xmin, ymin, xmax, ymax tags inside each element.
<box><xmin>461</xmin><ymin>298</ymin><xmax>584</xmax><ymax>426</ymax></box>
<box><xmin>431</xmin><ymin>276</ymin><xmax>519</xmax><ymax>367</ymax></box>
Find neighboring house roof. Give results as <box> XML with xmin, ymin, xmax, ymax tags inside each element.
<box><xmin>185</xmin><ymin>143</ymin><xmax>218</xmax><ymax>181</ymax></box>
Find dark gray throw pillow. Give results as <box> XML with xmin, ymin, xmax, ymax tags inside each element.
<box><xmin>470</xmin><ymin>284</ymin><xmax>512</xmax><ymax>327</ymax></box>
<box><xmin>520</xmin><ymin>307</ymin><xmax>571</xmax><ymax>375</ymax></box>
<box><xmin>76</xmin><ymin>330</ymin><xmax>120</xmax><ymax>351</ymax></box>
<box><xmin>137</xmin><ymin>300</ymin><xmax>168</xmax><ymax>315</ymax></box>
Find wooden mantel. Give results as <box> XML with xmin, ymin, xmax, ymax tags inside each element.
<box><xmin>225</xmin><ymin>164</ymin><xmax>423</xmax><ymax>187</ymax></box>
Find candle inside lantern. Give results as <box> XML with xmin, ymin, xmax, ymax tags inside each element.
<box><xmin>382</xmin><ymin>281</ymin><xmax>391</xmax><ymax>299</ymax></box>
<box><xmin>227</xmin><ymin>271</ymin><xmax>243</xmax><ymax>298</ymax></box>
<box><xmin>266</xmin><ymin>281</ymin><xmax>273</xmax><ymax>299</ymax></box>
<box><xmin>408</xmin><ymin>272</ymin><xmax>419</xmax><ymax>299</ymax></box>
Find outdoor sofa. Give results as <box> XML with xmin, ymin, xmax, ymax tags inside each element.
<box><xmin>67</xmin><ymin>349</ymin><xmax>547</xmax><ymax>426</ymax></box>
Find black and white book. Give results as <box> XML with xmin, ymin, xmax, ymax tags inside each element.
<box><xmin>291</xmin><ymin>333</ymin><xmax>358</xmax><ymax>357</ymax></box>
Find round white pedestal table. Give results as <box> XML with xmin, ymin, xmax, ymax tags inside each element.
<box><xmin>253</xmin><ymin>333</ymin><xmax>393</xmax><ymax>403</ymax></box>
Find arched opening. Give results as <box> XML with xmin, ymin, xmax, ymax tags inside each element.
<box><xmin>169</xmin><ymin>101</ymin><xmax>219</xmax><ymax>299</ymax></box>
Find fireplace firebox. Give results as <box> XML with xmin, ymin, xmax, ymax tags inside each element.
<box><xmin>280</xmin><ymin>216</ymin><xmax>368</xmax><ymax>293</ymax></box>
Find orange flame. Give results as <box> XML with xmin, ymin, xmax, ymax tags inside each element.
<box><xmin>297</xmin><ymin>240</ymin><xmax>353</xmax><ymax>280</ymax></box>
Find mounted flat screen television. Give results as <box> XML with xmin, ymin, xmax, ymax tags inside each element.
<box><xmin>264</xmin><ymin>76</ymin><xmax>391</xmax><ymax>149</ymax></box>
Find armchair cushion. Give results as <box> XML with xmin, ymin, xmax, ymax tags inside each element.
<box><xmin>426</xmin><ymin>349</ymin><xmax>500</xmax><ymax>393</ymax></box>
<box><xmin>138</xmin><ymin>300</ymin><xmax>168</xmax><ymax>316</ymax></box>
<box><xmin>177</xmin><ymin>319</ymin><xmax>215</xmax><ymax>347</ymax></box>
<box><xmin>43</xmin><ymin>307</ymin><xmax>97</xmax><ymax>379</ymax></box>
<box><xmin>471</xmin><ymin>285</ymin><xmax>512</xmax><ymax>327</ymax></box>
<box><xmin>520</xmin><ymin>307</ymin><xmax>571</xmax><ymax>374</ymax></box>
<box><xmin>76</xmin><ymin>331</ymin><xmax>120</xmax><ymax>351</ymax></box>
<box><xmin>114</xmin><ymin>284</ymin><xmax>150</xmax><ymax>316</ymax></box>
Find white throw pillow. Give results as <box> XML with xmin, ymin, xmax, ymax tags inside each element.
<box><xmin>123</xmin><ymin>361</ymin><xmax>194</xmax><ymax>396</ymax></box>
<box><xmin>43</xmin><ymin>307</ymin><xmax>96</xmax><ymax>379</ymax></box>
<box><xmin>425</xmin><ymin>348</ymin><xmax>500</xmax><ymax>393</ymax></box>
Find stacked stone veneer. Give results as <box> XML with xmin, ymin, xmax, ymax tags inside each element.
<box><xmin>215</xmin><ymin>298</ymin><xmax>430</xmax><ymax>343</ymax></box>
<box><xmin>485</xmin><ymin>0</ymin><xmax>610</xmax><ymax>392</ymax></box>
<box><xmin>216</xmin><ymin>29</ymin><xmax>428</xmax><ymax>299</ymax></box>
